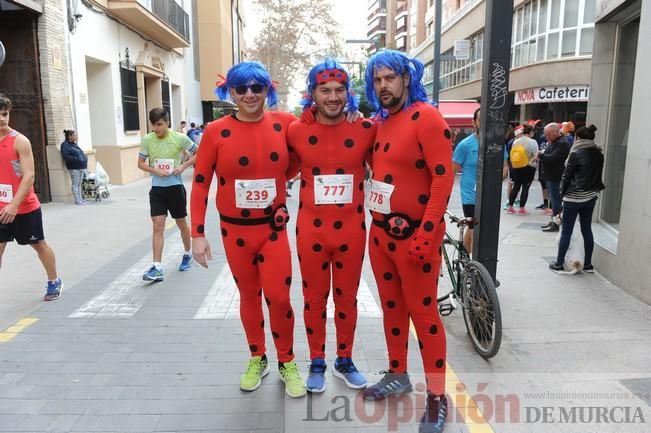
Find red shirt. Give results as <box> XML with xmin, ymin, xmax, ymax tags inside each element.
<box><xmin>190</xmin><ymin>112</ymin><xmax>296</xmax><ymax>237</ymax></box>
<box><xmin>0</xmin><ymin>129</ymin><xmax>40</xmax><ymax>214</ymax></box>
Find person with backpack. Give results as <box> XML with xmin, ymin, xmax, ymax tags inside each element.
<box><xmin>506</xmin><ymin>124</ymin><xmax>539</xmax><ymax>214</ymax></box>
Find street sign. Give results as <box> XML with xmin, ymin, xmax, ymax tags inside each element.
<box><xmin>0</xmin><ymin>41</ymin><xmax>5</xmax><ymax>67</ymax></box>
<box><xmin>454</xmin><ymin>40</ymin><xmax>470</xmax><ymax>61</ymax></box>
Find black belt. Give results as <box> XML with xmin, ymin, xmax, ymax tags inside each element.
<box><xmin>372</xmin><ymin>213</ymin><xmax>421</xmax><ymax>240</ymax></box>
<box><xmin>220</xmin><ymin>204</ymin><xmax>289</xmax><ymax>231</ymax></box>
<box><xmin>220</xmin><ymin>214</ymin><xmax>272</xmax><ymax>226</ymax></box>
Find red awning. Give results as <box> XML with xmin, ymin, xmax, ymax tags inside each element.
<box><xmin>437</xmin><ymin>100</ymin><xmax>480</xmax><ymax>128</ymax></box>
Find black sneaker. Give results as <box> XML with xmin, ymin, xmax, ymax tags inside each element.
<box><xmin>535</xmin><ymin>203</ymin><xmax>547</xmax><ymax>210</ymax></box>
<box><xmin>549</xmin><ymin>262</ymin><xmax>565</xmax><ymax>272</ymax></box>
<box><xmin>362</xmin><ymin>371</ymin><xmax>413</xmax><ymax>401</ymax></box>
<box><xmin>583</xmin><ymin>264</ymin><xmax>595</xmax><ymax>273</ymax></box>
<box><xmin>540</xmin><ymin>221</ymin><xmax>552</xmax><ymax>228</ymax></box>
<box><xmin>542</xmin><ymin>222</ymin><xmax>559</xmax><ymax>232</ymax></box>
<box><xmin>419</xmin><ymin>394</ymin><xmax>448</xmax><ymax>433</ymax></box>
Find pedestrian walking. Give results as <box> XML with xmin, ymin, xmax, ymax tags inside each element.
<box><xmin>60</xmin><ymin>129</ymin><xmax>88</xmax><ymax>205</ymax></box>
<box><xmin>506</xmin><ymin>124</ymin><xmax>539</xmax><ymax>214</ymax></box>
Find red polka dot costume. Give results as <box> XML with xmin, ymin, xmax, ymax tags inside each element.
<box><xmin>191</xmin><ymin>111</ymin><xmax>297</xmax><ymax>362</ymax></box>
<box><xmin>368</xmin><ymin>101</ymin><xmax>454</xmax><ymax>395</ymax></box>
<box><xmin>287</xmin><ymin>118</ymin><xmax>376</xmax><ymax>360</ymax></box>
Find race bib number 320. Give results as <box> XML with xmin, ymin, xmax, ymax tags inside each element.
<box><xmin>314</xmin><ymin>174</ymin><xmax>353</xmax><ymax>205</ymax></box>
<box><xmin>154</xmin><ymin>158</ymin><xmax>175</xmax><ymax>175</ymax></box>
<box><xmin>365</xmin><ymin>179</ymin><xmax>394</xmax><ymax>214</ymax></box>
<box><xmin>235</xmin><ymin>179</ymin><xmax>277</xmax><ymax>209</ymax></box>
<box><xmin>0</xmin><ymin>184</ymin><xmax>13</xmax><ymax>204</ymax></box>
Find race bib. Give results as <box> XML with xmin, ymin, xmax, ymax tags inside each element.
<box><xmin>154</xmin><ymin>158</ymin><xmax>175</xmax><ymax>175</ymax></box>
<box><xmin>235</xmin><ymin>179</ymin><xmax>277</xmax><ymax>209</ymax></box>
<box><xmin>365</xmin><ymin>179</ymin><xmax>394</xmax><ymax>214</ymax></box>
<box><xmin>314</xmin><ymin>174</ymin><xmax>353</xmax><ymax>205</ymax></box>
<box><xmin>0</xmin><ymin>184</ymin><xmax>13</xmax><ymax>204</ymax></box>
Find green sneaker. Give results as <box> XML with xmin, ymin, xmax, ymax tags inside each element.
<box><xmin>279</xmin><ymin>361</ymin><xmax>307</xmax><ymax>398</ymax></box>
<box><xmin>240</xmin><ymin>355</ymin><xmax>270</xmax><ymax>392</ymax></box>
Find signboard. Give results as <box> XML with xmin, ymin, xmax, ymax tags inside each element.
<box><xmin>515</xmin><ymin>85</ymin><xmax>590</xmax><ymax>104</ymax></box>
<box><xmin>454</xmin><ymin>40</ymin><xmax>470</xmax><ymax>60</ymax></box>
<box><xmin>596</xmin><ymin>0</ymin><xmax>628</xmax><ymax>22</ymax></box>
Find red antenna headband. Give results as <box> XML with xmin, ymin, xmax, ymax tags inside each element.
<box><xmin>317</xmin><ymin>68</ymin><xmax>348</xmax><ymax>85</ymax></box>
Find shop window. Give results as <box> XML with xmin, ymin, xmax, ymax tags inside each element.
<box><xmin>120</xmin><ymin>62</ymin><xmax>139</xmax><ymax>132</ymax></box>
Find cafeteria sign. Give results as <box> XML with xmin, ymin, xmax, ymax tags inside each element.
<box><xmin>515</xmin><ymin>85</ymin><xmax>590</xmax><ymax>104</ymax></box>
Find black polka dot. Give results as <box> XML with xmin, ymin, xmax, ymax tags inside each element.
<box><xmin>221</xmin><ymin>129</ymin><xmax>231</xmax><ymax>137</ymax></box>
<box><xmin>286</xmin><ymin>310</ymin><xmax>293</xmax><ymax>319</ymax></box>
<box><xmin>260</xmin><ymin>320</ymin><xmax>265</xmax><ymax>328</ymax></box>
<box><xmin>436</xmin><ymin>359</ymin><xmax>445</xmax><ymax>369</ymax></box>
<box><xmin>373</xmin><ymin>237</ymin><xmax>379</xmax><ymax>246</ymax></box>
<box><xmin>357</xmin><ymin>205</ymin><xmax>363</xmax><ymax>214</ymax></box>
<box><xmin>335</xmin><ymin>287</ymin><xmax>342</xmax><ymax>296</ymax></box>
<box><xmin>272</xmin><ymin>331</ymin><xmax>279</xmax><ymax>339</ymax></box>
<box><xmin>219</xmin><ymin>176</ymin><xmax>226</xmax><ymax>186</ymax></box>
<box><xmin>383</xmin><ymin>272</ymin><xmax>393</xmax><ymax>281</ymax></box>
<box><xmin>336</xmin><ymin>168</ymin><xmax>345</xmax><ymax>174</ymax></box>
<box><xmin>419</xmin><ymin>340</ymin><xmax>424</xmax><ymax>349</ymax></box>
<box><xmin>358</xmin><ymin>182</ymin><xmax>364</xmax><ymax>191</ymax></box>
<box><xmin>338</xmin><ymin>312</ymin><xmax>346</xmax><ymax>320</ymax></box>
<box><xmin>313</xmin><ymin>218</ymin><xmax>322</xmax><ymax>227</ymax></box>
<box><xmin>415</xmin><ymin>159</ymin><xmax>426</xmax><ymax>169</ymax></box>
<box><xmin>308</xmin><ymin>135</ymin><xmax>318</xmax><ymax>145</ymax></box>
<box><xmin>423</xmin><ymin>221</ymin><xmax>434</xmax><ymax>232</ymax></box>
<box><xmin>386</xmin><ymin>300</ymin><xmax>396</xmax><ymax>309</ymax></box>
<box><xmin>383</xmin><ymin>142</ymin><xmax>390</xmax><ymax>152</ymax></box>
<box><xmin>339</xmin><ymin>244</ymin><xmax>348</xmax><ymax>252</ymax></box>
<box><xmin>221</xmin><ymin>228</ymin><xmax>227</xmax><ymax>237</ymax></box>
<box><xmin>391</xmin><ymin>328</ymin><xmax>401</xmax><ymax>336</ymax></box>
<box><xmin>239</xmin><ymin>156</ymin><xmax>249</xmax><ymax>166</ymax></box>
<box><xmin>211</xmin><ymin>163</ymin><xmax>216</xmax><ymax>171</ymax></box>
<box><xmin>430</xmin><ymin>325</ymin><xmax>438</xmax><ymax>335</ymax></box>
<box><xmin>411</xmin><ymin>111</ymin><xmax>420</xmax><ymax>121</ymax></box>
<box><xmin>269</xmin><ymin>152</ymin><xmax>279</xmax><ymax>162</ymax></box>
<box><xmin>204</xmin><ymin>197</ymin><xmax>208</xmax><ymax>206</ymax></box>
<box><xmin>321</xmin><ymin>311</ymin><xmax>327</xmax><ymax>319</ymax></box>
<box><xmin>361</xmin><ymin>221</ymin><xmax>366</xmax><ymax>230</ymax></box>
<box><xmin>263</xmin><ymin>206</ymin><xmax>273</xmax><ymax>216</ymax></box>
<box><xmin>236</xmin><ymin>238</ymin><xmax>245</xmax><ymax>247</ymax></box>
<box><xmin>391</xmin><ymin>360</ymin><xmax>400</xmax><ymax>369</ymax></box>
<box><xmin>302</xmin><ymin>279</ymin><xmax>308</xmax><ymax>288</ymax></box>
<box><xmin>374</xmin><ymin>142</ymin><xmax>380</xmax><ymax>152</ymax></box>
<box><xmin>285</xmin><ymin>277</ymin><xmax>291</xmax><ymax>286</ymax></box>
<box><xmin>419</xmin><ymin>194</ymin><xmax>429</xmax><ymax>205</ymax></box>
<box><xmin>444</xmin><ymin>129</ymin><xmax>451</xmax><ymax>139</ymax></box>
<box><xmin>304</xmin><ymin>303</ymin><xmax>310</xmax><ymax>311</ymax></box>
<box><xmin>362</xmin><ymin>121</ymin><xmax>372</xmax><ymax>129</ymax></box>
<box><xmin>249</xmin><ymin>345</ymin><xmax>257</xmax><ymax>352</ymax></box>
<box><xmin>257</xmin><ymin>254</ymin><xmax>265</xmax><ymax>263</ymax></box>
<box><xmin>195</xmin><ymin>174</ymin><xmax>205</xmax><ymax>183</ymax></box>
<box><xmin>321</xmin><ymin>344</ymin><xmax>326</xmax><ymax>351</ymax></box>
<box><xmin>197</xmin><ymin>224</ymin><xmax>204</xmax><ymax>234</ymax></box>
<box><xmin>335</xmin><ymin>261</ymin><xmax>343</xmax><ymax>269</ymax></box>
<box><xmin>288</xmin><ymin>145</ymin><xmax>295</xmax><ymax>152</ymax></box>
<box><xmin>312</xmin><ymin>243</ymin><xmax>322</xmax><ymax>252</ymax></box>
<box><xmin>321</xmin><ymin>262</ymin><xmax>328</xmax><ymax>270</ymax></box>
<box><xmin>312</xmin><ymin>167</ymin><xmax>320</xmax><ymax>176</ymax></box>
<box><xmin>265</xmin><ymin>297</ymin><xmax>271</xmax><ymax>306</ymax></box>
<box><xmin>241</xmin><ymin>209</ymin><xmax>250</xmax><ymax>218</ymax></box>
<box><xmin>307</xmin><ymin>327</ymin><xmax>314</xmax><ymax>335</ymax></box>
<box><xmin>334</xmin><ymin>221</ymin><xmax>343</xmax><ymax>230</ymax></box>
<box><xmin>423</xmin><ymin>296</ymin><xmax>432</xmax><ymax>306</ymax></box>
<box><xmin>273</xmin><ymin>123</ymin><xmax>282</xmax><ymax>132</ymax></box>
<box><xmin>383</xmin><ymin>174</ymin><xmax>393</xmax><ymax>184</ymax></box>
<box><xmin>339</xmin><ymin>343</ymin><xmax>347</xmax><ymax>350</ymax></box>
<box><xmin>344</xmin><ymin>138</ymin><xmax>354</xmax><ymax>148</ymax></box>
<box><xmin>301</xmin><ymin>179</ymin><xmax>306</xmax><ymax>189</ymax></box>
<box><xmin>435</xmin><ymin>165</ymin><xmax>446</xmax><ymax>175</ymax></box>
<box><xmin>388</xmin><ymin>242</ymin><xmax>396</xmax><ymax>252</ymax></box>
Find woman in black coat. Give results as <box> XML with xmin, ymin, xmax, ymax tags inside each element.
<box><xmin>549</xmin><ymin>125</ymin><xmax>605</xmax><ymax>273</ymax></box>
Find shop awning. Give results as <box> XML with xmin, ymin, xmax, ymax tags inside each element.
<box><xmin>437</xmin><ymin>100</ymin><xmax>480</xmax><ymax>128</ymax></box>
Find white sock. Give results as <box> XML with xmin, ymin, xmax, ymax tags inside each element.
<box><xmin>184</xmin><ymin>250</ymin><xmax>191</xmax><ymax>256</ymax></box>
<box><xmin>153</xmin><ymin>262</ymin><xmax>162</xmax><ymax>269</ymax></box>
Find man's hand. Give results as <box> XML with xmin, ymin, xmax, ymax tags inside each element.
<box><xmin>345</xmin><ymin>110</ymin><xmax>363</xmax><ymax>123</ymax></box>
<box><xmin>192</xmin><ymin>237</ymin><xmax>212</xmax><ymax>268</ymax></box>
<box><xmin>172</xmin><ymin>166</ymin><xmax>185</xmax><ymax>176</ymax></box>
<box><xmin>0</xmin><ymin>203</ymin><xmax>18</xmax><ymax>224</ymax></box>
<box><xmin>154</xmin><ymin>168</ymin><xmax>171</xmax><ymax>177</ymax></box>
<box><xmin>407</xmin><ymin>233</ymin><xmax>435</xmax><ymax>265</ymax></box>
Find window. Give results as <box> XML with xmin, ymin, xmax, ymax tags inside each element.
<box><xmin>550</xmin><ymin>0</ymin><xmax>561</xmax><ymax>29</ymax></box>
<box><xmin>579</xmin><ymin>27</ymin><xmax>594</xmax><ymax>55</ymax></box>
<box><xmin>440</xmin><ymin>31</ymin><xmax>483</xmax><ymax>90</ymax></box>
<box><xmin>120</xmin><ymin>64</ymin><xmax>139</xmax><ymax>132</ymax></box>
<box><xmin>564</xmin><ymin>0</ymin><xmax>580</xmax><ymax>27</ymax></box>
<box><xmin>547</xmin><ymin>31</ymin><xmax>559</xmax><ymax>58</ymax></box>
<box><xmin>561</xmin><ymin>29</ymin><xmax>577</xmax><ymax>56</ymax></box>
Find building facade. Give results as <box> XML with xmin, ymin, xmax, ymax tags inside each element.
<box><xmin>586</xmin><ymin>0</ymin><xmax>650</xmax><ymax>304</ymax></box>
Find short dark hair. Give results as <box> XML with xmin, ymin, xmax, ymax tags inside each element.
<box><xmin>190</xmin><ymin>122</ymin><xmax>196</xmax><ymax>128</ymax></box>
<box><xmin>180</xmin><ymin>120</ymin><xmax>187</xmax><ymax>125</ymax></box>
<box><xmin>149</xmin><ymin>107</ymin><xmax>169</xmax><ymax>124</ymax></box>
<box><xmin>523</xmin><ymin>124</ymin><xmax>534</xmax><ymax>135</ymax></box>
<box><xmin>63</xmin><ymin>129</ymin><xmax>76</xmax><ymax>140</ymax></box>
<box><xmin>576</xmin><ymin>124</ymin><xmax>597</xmax><ymax>140</ymax></box>
<box><xmin>0</xmin><ymin>94</ymin><xmax>13</xmax><ymax>111</ymax></box>
<box><xmin>473</xmin><ymin>108</ymin><xmax>480</xmax><ymax>122</ymax></box>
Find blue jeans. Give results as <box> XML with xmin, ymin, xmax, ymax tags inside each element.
<box><xmin>546</xmin><ymin>180</ymin><xmax>562</xmax><ymax>216</ymax></box>
<box><xmin>556</xmin><ymin>198</ymin><xmax>597</xmax><ymax>266</ymax></box>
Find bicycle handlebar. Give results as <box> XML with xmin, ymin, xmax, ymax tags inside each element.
<box><xmin>445</xmin><ymin>210</ymin><xmax>478</xmax><ymax>228</ymax></box>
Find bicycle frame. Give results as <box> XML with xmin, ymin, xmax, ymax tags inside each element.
<box><xmin>438</xmin><ymin>218</ymin><xmax>471</xmax><ymax>304</ymax></box>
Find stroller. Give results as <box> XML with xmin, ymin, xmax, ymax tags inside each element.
<box><xmin>82</xmin><ymin>161</ymin><xmax>111</xmax><ymax>201</ymax></box>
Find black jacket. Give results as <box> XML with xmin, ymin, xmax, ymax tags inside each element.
<box><xmin>60</xmin><ymin>140</ymin><xmax>88</xmax><ymax>170</ymax></box>
<box><xmin>539</xmin><ymin>136</ymin><xmax>571</xmax><ymax>182</ymax></box>
<box><xmin>561</xmin><ymin>146</ymin><xmax>605</xmax><ymax>197</ymax></box>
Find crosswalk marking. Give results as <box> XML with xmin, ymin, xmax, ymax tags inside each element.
<box><xmin>193</xmin><ymin>264</ymin><xmax>382</xmax><ymax>319</ymax></box>
<box><xmin>69</xmin><ymin>238</ymin><xmax>185</xmax><ymax>319</ymax></box>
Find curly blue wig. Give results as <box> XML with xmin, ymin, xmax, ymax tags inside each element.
<box><xmin>364</xmin><ymin>50</ymin><xmax>429</xmax><ymax>119</ymax></box>
<box><xmin>300</xmin><ymin>58</ymin><xmax>359</xmax><ymax>113</ymax></box>
<box><xmin>215</xmin><ymin>61</ymin><xmax>278</xmax><ymax>108</ymax></box>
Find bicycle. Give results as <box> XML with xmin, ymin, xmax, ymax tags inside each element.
<box><xmin>437</xmin><ymin>210</ymin><xmax>502</xmax><ymax>359</ymax></box>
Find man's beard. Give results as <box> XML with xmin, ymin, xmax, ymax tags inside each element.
<box><xmin>380</xmin><ymin>94</ymin><xmax>403</xmax><ymax>109</ymax></box>
<box><xmin>316</xmin><ymin>104</ymin><xmax>344</xmax><ymax>120</ymax></box>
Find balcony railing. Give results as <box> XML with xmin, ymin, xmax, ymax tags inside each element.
<box><xmin>151</xmin><ymin>0</ymin><xmax>189</xmax><ymax>41</ymax></box>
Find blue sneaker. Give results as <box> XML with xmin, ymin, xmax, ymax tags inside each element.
<box><xmin>142</xmin><ymin>265</ymin><xmax>164</xmax><ymax>282</ymax></box>
<box><xmin>43</xmin><ymin>278</ymin><xmax>63</xmax><ymax>301</ymax></box>
<box><xmin>362</xmin><ymin>371</ymin><xmax>413</xmax><ymax>401</ymax></box>
<box><xmin>306</xmin><ymin>358</ymin><xmax>326</xmax><ymax>393</ymax></box>
<box><xmin>419</xmin><ymin>394</ymin><xmax>448</xmax><ymax>433</ymax></box>
<box><xmin>178</xmin><ymin>254</ymin><xmax>192</xmax><ymax>271</ymax></box>
<box><xmin>333</xmin><ymin>357</ymin><xmax>367</xmax><ymax>389</ymax></box>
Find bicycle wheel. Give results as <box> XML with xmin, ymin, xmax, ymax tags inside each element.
<box><xmin>461</xmin><ymin>260</ymin><xmax>502</xmax><ymax>359</ymax></box>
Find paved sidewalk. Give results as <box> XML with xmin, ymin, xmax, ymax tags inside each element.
<box><xmin>0</xmin><ymin>173</ymin><xmax>649</xmax><ymax>433</ymax></box>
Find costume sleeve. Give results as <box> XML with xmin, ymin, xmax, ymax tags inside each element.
<box><xmin>417</xmin><ymin>112</ymin><xmax>455</xmax><ymax>240</ymax></box>
<box><xmin>190</xmin><ymin>126</ymin><xmax>218</xmax><ymax>238</ymax></box>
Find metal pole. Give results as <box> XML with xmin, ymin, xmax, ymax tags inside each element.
<box><xmin>432</xmin><ymin>0</ymin><xmax>442</xmax><ymax>104</ymax></box>
<box><xmin>473</xmin><ymin>0</ymin><xmax>514</xmax><ymax>281</ymax></box>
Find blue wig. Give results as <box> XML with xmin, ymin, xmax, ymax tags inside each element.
<box><xmin>300</xmin><ymin>58</ymin><xmax>359</xmax><ymax>113</ymax></box>
<box><xmin>364</xmin><ymin>50</ymin><xmax>429</xmax><ymax>119</ymax></box>
<box><xmin>215</xmin><ymin>61</ymin><xmax>278</xmax><ymax>108</ymax></box>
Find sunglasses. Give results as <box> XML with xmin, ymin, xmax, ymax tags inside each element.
<box><xmin>234</xmin><ymin>84</ymin><xmax>266</xmax><ymax>95</ymax></box>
